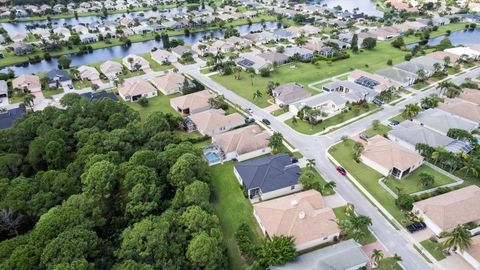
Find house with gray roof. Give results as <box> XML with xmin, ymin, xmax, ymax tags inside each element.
<box><xmin>273</xmin><ymin>28</ymin><xmax>294</xmax><ymax>40</ymax></box>
<box><xmin>290</xmin><ymin>92</ymin><xmax>347</xmax><ymax>118</ymax></box>
<box><xmin>388</xmin><ymin>121</ymin><xmax>455</xmax><ymax>151</ymax></box>
<box><xmin>233</xmin><ymin>153</ymin><xmax>302</xmax><ymax>202</ymax></box>
<box><xmin>413</xmin><ymin>108</ymin><xmax>478</xmax><ymax>135</ymax></box>
<box><xmin>270</xmin><ymin>239</ymin><xmax>368</xmax><ymax>270</ymax></box>
<box><xmin>395</xmin><ymin>59</ymin><xmax>436</xmax><ymax>78</ymax></box>
<box><xmin>283</xmin><ymin>46</ymin><xmax>314</xmax><ymax>61</ymax></box>
<box><xmin>0</xmin><ymin>107</ymin><xmax>27</xmax><ymax>130</ymax></box>
<box><xmin>322</xmin><ymin>80</ymin><xmax>376</xmax><ymax>102</ymax></box>
<box><xmin>259</xmin><ymin>52</ymin><xmax>289</xmax><ymax>65</ymax></box>
<box><xmin>272</xmin><ymin>83</ymin><xmax>311</xmax><ymax>105</ymax></box>
<box><xmin>376</xmin><ymin>67</ymin><xmax>418</xmax><ymax>87</ymax></box>
<box><xmin>235</xmin><ymin>52</ymin><xmax>270</xmax><ymax>74</ymax></box>
<box><xmin>410</xmin><ymin>56</ymin><xmax>444</xmax><ymax>71</ymax></box>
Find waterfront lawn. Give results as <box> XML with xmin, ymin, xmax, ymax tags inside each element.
<box><xmin>139</xmin><ymin>52</ymin><xmax>174</xmax><ymax>72</ymax></box>
<box><xmin>402</xmin><ymin>23</ymin><xmax>469</xmax><ymax>44</ymax></box>
<box><xmin>383</xmin><ymin>165</ymin><xmax>457</xmax><ymax>195</ymax></box>
<box><xmin>285</xmin><ymin>103</ymin><xmax>380</xmax><ymax>135</ymax></box>
<box><xmin>333</xmin><ymin>206</ymin><xmax>376</xmax><ymax>245</ymax></box>
<box><xmin>421</xmin><ymin>239</ymin><xmax>446</xmax><ymax>261</ymax></box>
<box><xmin>212</xmin><ymin>41</ymin><xmax>407</xmax><ymax>107</ymax></box>
<box><xmin>329</xmin><ymin>139</ymin><xmax>406</xmax><ymax>223</ymax></box>
<box><xmin>210</xmin><ymin>162</ymin><xmax>260</xmax><ymax>270</ymax></box>
<box><xmin>124</xmin><ymin>92</ymin><xmax>179</xmax><ymax>119</ymax></box>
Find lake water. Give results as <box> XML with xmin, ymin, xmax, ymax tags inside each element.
<box><xmin>406</xmin><ymin>28</ymin><xmax>480</xmax><ymax>48</ymax></box>
<box><xmin>311</xmin><ymin>0</ymin><xmax>383</xmax><ymax>17</ymax></box>
<box><xmin>1</xmin><ymin>21</ymin><xmax>282</xmax><ymax>75</ymax></box>
<box><xmin>1</xmin><ymin>7</ymin><xmax>188</xmax><ymax>34</ymax></box>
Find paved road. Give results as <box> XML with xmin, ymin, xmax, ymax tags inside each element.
<box><xmin>186</xmin><ymin>66</ymin><xmax>479</xmax><ymax>270</ymax></box>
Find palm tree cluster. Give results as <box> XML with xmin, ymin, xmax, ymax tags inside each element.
<box><xmin>416</xmin><ymin>144</ymin><xmax>480</xmax><ymax>178</ymax></box>
<box><xmin>438</xmin><ymin>81</ymin><xmax>463</xmax><ymax>98</ymax></box>
<box><xmin>338</xmin><ymin>214</ymin><xmax>372</xmax><ymax>242</ymax></box>
<box><xmin>296</xmin><ymin>106</ymin><xmax>328</xmax><ymax>128</ymax></box>
<box><xmin>443</xmin><ymin>225</ymin><xmax>472</xmax><ymax>252</ymax></box>
<box><xmin>420</xmin><ymin>94</ymin><xmax>441</xmax><ymax>109</ymax></box>
<box><xmin>402</xmin><ymin>103</ymin><xmax>422</xmax><ymax>119</ymax></box>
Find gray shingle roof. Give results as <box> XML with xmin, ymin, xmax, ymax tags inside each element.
<box><xmin>388</xmin><ymin>121</ymin><xmax>454</xmax><ymax>148</ymax></box>
<box><xmin>234</xmin><ymin>153</ymin><xmax>300</xmax><ymax>193</ymax></box>
<box><xmin>414</xmin><ymin>108</ymin><xmax>478</xmax><ymax>135</ymax></box>
<box><xmin>376</xmin><ymin>67</ymin><xmax>417</xmax><ymax>85</ymax></box>
<box><xmin>270</xmin><ymin>239</ymin><xmax>368</xmax><ymax>270</ymax></box>
<box><xmin>0</xmin><ymin>107</ymin><xmax>26</xmax><ymax>130</ymax></box>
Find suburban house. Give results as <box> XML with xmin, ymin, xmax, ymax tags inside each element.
<box><xmin>171</xmin><ymin>45</ymin><xmax>195</xmax><ymax>58</ymax></box>
<box><xmin>118</xmin><ymin>80</ymin><xmax>158</xmax><ymax>102</ymax></box>
<box><xmin>459</xmin><ymin>235</ymin><xmax>480</xmax><ymax>270</ymax></box>
<box><xmin>253</xmin><ymin>190</ymin><xmax>340</xmax><ymax>251</ymax></box>
<box><xmin>187</xmin><ymin>109</ymin><xmax>245</xmax><ymax>136</ymax></box>
<box><xmin>100</xmin><ymin>60</ymin><xmax>123</xmax><ymax>80</ymax></box>
<box><xmin>414</xmin><ymin>109</ymin><xmax>478</xmax><ymax>135</ymax></box>
<box><xmin>170</xmin><ymin>90</ymin><xmax>212</xmax><ymax>115</ymax></box>
<box><xmin>458</xmin><ymin>88</ymin><xmax>480</xmax><ymax>105</ymax></box>
<box><xmin>290</xmin><ymin>92</ymin><xmax>347</xmax><ymax>118</ymax></box>
<box><xmin>233</xmin><ymin>153</ymin><xmax>302</xmax><ymax>202</ymax></box>
<box><xmin>11</xmin><ymin>43</ymin><xmax>34</xmax><ymax>56</ymax></box>
<box><xmin>361</xmin><ymin>135</ymin><xmax>424</xmax><ymax>179</ymax></box>
<box><xmin>211</xmin><ymin>125</ymin><xmax>271</xmax><ymax>162</ymax></box>
<box><xmin>31</xmin><ymin>28</ymin><xmax>51</xmax><ymax>39</ymax></box>
<box><xmin>445</xmin><ymin>47</ymin><xmax>480</xmax><ymax>61</ymax></box>
<box><xmin>394</xmin><ymin>61</ymin><xmax>435</xmax><ymax>78</ymax></box>
<box><xmin>12</xmin><ymin>74</ymin><xmax>41</xmax><ymax>93</ymax></box>
<box><xmin>122</xmin><ymin>54</ymin><xmax>150</xmax><ymax>72</ymax></box>
<box><xmin>78</xmin><ymin>65</ymin><xmax>100</xmax><ymax>81</ymax></box>
<box><xmin>149</xmin><ymin>73</ymin><xmax>186</xmax><ymax>95</ymax></box>
<box><xmin>150</xmin><ymin>49</ymin><xmax>177</xmax><ymax>64</ymax></box>
<box><xmin>272</xmin><ymin>83</ymin><xmax>311</xmax><ymax>105</ymax></box>
<box><xmin>9</xmin><ymin>32</ymin><xmax>27</xmax><ymax>43</ymax></box>
<box><xmin>426</xmin><ymin>51</ymin><xmax>460</xmax><ymax>65</ymax></box>
<box><xmin>376</xmin><ymin>67</ymin><xmax>418</xmax><ymax>87</ymax></box>
<box><xmin>258</xmin><ymin>52</ymin><xmax>289</xmax><ymax>65</ymax></box>
<box><xmin>0</xmin><ymin>107</ymin><xmax>27</xmax><ymax>130</ymax></box>
<box><xmin>413</xmin><ymin>185</ymin><xmax>480</xmax><ymax>235</ymax></box>
<box><xmin>270</xmin><ymin>239</ymin><xmax>369</xmax><ymax>270</ymax></box>
<box><xmin>45</xmin><ymin>69</ymin><xmax>72</xmax><ymax>88</ymax></box>
<box><xmin>388</xmin><ymin>121</ymin><xmax>452</xmax><ymax>150</ymax></box>
<box><xmin>283</xmin><ymin>46</ymin><xmax>314</xmax><ymax>62</ymax></box>
<box><xmin>235</xmin><ymin>53</ymin><xmax>270</xmax><ymax>73</ymax></box>
<box><xmin>322</xmin><ymin>80</ymin><xmax>377</xmax><ymax>102</ymax></box>
<box><xmin>348</xmin><ymin>69</ymin><xmax>399</xmax><ymax>93</ymax></box>
<box><xmin>437</xmin><ymin>98</ymin><xmax>480</xmax><ymax>124</ymax></box>
<box><xmin>80</xmin><ymin>91</ymin><xmax>119</xmax><ymax>102</ymax></box>
<box><xmin>80</xmin><ymin>33</ymin><xmax>98</xmax><ymax>44</ymax></box>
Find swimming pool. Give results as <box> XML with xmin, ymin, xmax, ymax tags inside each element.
<box><xmin>204</xmin><ymin>151</ymin><xmax>221</xmax><ymax>166</ymax></box>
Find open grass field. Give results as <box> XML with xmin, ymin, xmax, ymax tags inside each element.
<box><xmin>212</xmin><ymin>41</ymin><xmax>408</xmax><ymax>107</ymax></box>
<box><xmin>384</xmin><ymin>165</ymin><xmax>457</xmax><ymax>195</ymax></box>
<box><xmin>285</xmin><ymin>103</ymin><xmax>380</xmax><ymax>135</ymax></box>
<box><xmin>210</xmin><ymin>162</ymin><xmax>260</xmax><ymax>270</ymax></box>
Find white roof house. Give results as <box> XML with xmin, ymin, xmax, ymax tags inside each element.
<box><xmin>445</xmin><ymin>47</ymin><xmax>480</xmax><ymax>60</ymax></box>
<box><xmin>100</xmin><ymin>60</ymin><xmax>123</xmax><ymax>80</ymax></box>
<box><xmin>122</xmin><ymin>54</ymin><xmax>150</xmax><ymax>71</ymax></box>
<box><xmin>118</xmin><ymin>80</ymin><xmax>157</xmax><ymax>102</ymax></box>
<box><xmin>78</xmin><ymin>65</ymin><xmax>100</xmax><ymax>81</ymax></box>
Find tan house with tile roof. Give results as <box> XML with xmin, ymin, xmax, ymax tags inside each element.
<box><xmin>360</xmin><ymin>135</ymin><xmax>424</xmax><ymax>179</ymax></box>
<box><xmin>413</xmin><ymin>185</ymin><xmax>480</xmax><ymax>235</ymax></box>
<box><xmin>212</xmin><ymin>125</ymin><xmax>271</xmax><ymax>162</ymax></box>
<box><xmin>118</xmin><ymin>80</ymin><xmax>157</xmax><ymax>102</ymax></box>
<box><xmin>149</xmin><ymin>73</ymin><xmax>186</xmax><ymax>95</ymax></box>
<box><xmin>12</xmin><ymin>74</ymin><xmax>41</xmax><ymax>93</ymax></box>
<box><xmin>458</xmin><ymin>89</ymin><xmax>480</xmax><ymax>105</ymax></box>
<box><xmin>426</xmin><ymin>51</ymin><xmax>460</xmax><ymax>65</ymax></box>
<box><xmin>459</xmin><ymin>235</ymin><xmax>480</xmax><ymax>270</ymax></box>
<box><xmin>187</xmin><ymin>109</ymin><xmax>245</xmax><ymax>136</ymax></box>
<box><xmin>253</xmin><ymin>190</ymin><xmax>341</xmax><ymax>251</ymax></box>
<box><xmin>438</xmin><ymin>98</ymin><xmax>480</xmax><ymax>123</ymax></box>
<box><xmin>170</xmin><ymin>90</ymin><xmax>212</xmax><ymax>115</ymax></box>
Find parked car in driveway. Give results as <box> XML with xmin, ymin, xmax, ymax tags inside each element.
<box><xmin>336</xmin><ymin>166</ymin><xmax>347</xmax><ymax>175</ymax></box>
<box><xmin>359</xmin><ymin>133</ymin><xmax>369</xmax><ymax>142</ymax></box>
<box><xmin>388</xmin><ymin>120</ymin><xmax>400</xmax><ymax>127</ymax></box>
<box><xmin>407</xmin><ymin>221</ymin><xmax>427</xmax><ymax>233</ymax></box>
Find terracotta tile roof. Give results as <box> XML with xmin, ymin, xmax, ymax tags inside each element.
<box><xmin>118</xmin><ymin>80</ymin><xmax>156</xmax><ymax>97</ymax></box>
<box><xmin>149</xmin><ymin>73</ymin><xmax>185</xmax><ymax>95</ymax></box>
<box><xmin>213</xmin><ymin>125</ymin><xmax>271</xmax><ymax>155</ymax></box>
<box><xmin>254</xmin><ymin>190</ymin><xmax>340</xmax><ymax>245</ymax></box>
<box><xmin>170</xmin><ymin>90</ymin><xmax>212</xmax><ymax>110</ymax></box>
<box><xmin>188</xmin><ymin>109</ymin><xmax>244</xmax><ymax>134</ymax></box>
<box><xmin>466</xmin><ymin>235</ymin><xmax>480</xmax><ymax>261</ymax></box>
<box><xmin>414</xmin><ymin>185</ymin><xmax>480</xmax><ymax>231</ymax></box>
<box><xmin>458</xmin><ymin>88</ymin><xmax>480</xmax><ymax>105</ymax></box>
<box><xmin>438</xmin><ymin>98</ymin><xmax>480</xmax><ymax>123</ymax></box>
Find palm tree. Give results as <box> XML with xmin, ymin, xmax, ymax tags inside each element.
<box><xmin>371</xmin><ymin>249</ymin><xmax>384</xmax><ymax>266</ymax></box>
<box><xmin>323</xmin><ymin>181</ymin><xmax>336</xmax><ymax>194</ymax></box>
<box><xmin>22</xmin><ymin>93</ymin><xmax>35</xmax><ymax>112</ymax></box>
<box><xmin>402</xmin><ymin>104</ymin><xmax>421</xmax><ymax>119</ymax></box>
<box><xmin>253</xmin><ymin>90</ymin><xmax>262</xmax><ymax>100</ymax></box>
<box><xmin>459</xmin><ymin>156</ymin><xmax>479</xmax><ymax>177</ymax></box>
<box><xmin>431</xmin><ymin>147</ymin><xmax>447</xmax><ymax>166</ymax></box>
<box><xmin>306</xmin><ymin>159</ymin><xmax>316</xmax><ymax>169</ymax></box>
<box><xmin>391</xmin><ymin>254</ymin><xmax>402</xmax><ymax>268</ymax></box>
<box><xmin>443</xmin><ymin>225</ymin><xmax>472</xmax><ymax>252</ymax></box>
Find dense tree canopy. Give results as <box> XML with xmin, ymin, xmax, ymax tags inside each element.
<box><xmin>0</xmin><ymin>93</ymin><xmax>228</xmax><ymax>269</ymax></box>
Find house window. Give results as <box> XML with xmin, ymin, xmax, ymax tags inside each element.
<box><xmin>291</xmin><ymin>186</ymin><xmax>295</xmax><ymax>190</ymax></box>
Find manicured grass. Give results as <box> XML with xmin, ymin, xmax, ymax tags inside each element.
<box><xmin>124</xmin><ymin>92</ymin><xmax>179</xmax><ymax>119</ymax></box>
<box><xmin>376</xmin><ymin>258</ymin><xmax>403</xmax><ymax>270</ymax></box>
<box><xmin>73</xmin><ymin>79</ymin><xmax>93</xmax><ymax>90</ymax></box>
<box><xmin>388</xmin><ymin>114</ymin><xmax>406</xmax><ymax>123</ymax></box>
<box><xmin>363</xmin><ymin>124</ymin><xmax>392</xmax><ymax>137</ymax></box>
<box><xmin>329</xmin><ymin>140</ymin><xmax>406</xmax><ymax>223</ymax></box>
<box><xmin>285</xmin><ymin>103</ymin><xmax>380</xmax><ymax>135</ymax></box>
<box><xmin>8</xmin><ymin>92</ymin><xmax>26</xmax><ymax>104</ymax></box>
<box><xmin>412</xmin><ymin>81</ymin><xmax>429</xmax><ymax>90</ymax></box>
<box><xmin>42</xmin><ymin>87</ymin><xmax>64</xmax><ymax>98</ymax></box>
<box><xmin>333</xmin><ymin>206</ymin><xmax>376</xmax><ymax>245</ymax></box>
<box><xmin>421</xmin><ymin>239</ymin><xmax>446</xmax><ymax>261</ymax></box>
<box><xmin>271</xmin><ymin>108</ymin><xmax>287</xmax><ymax>116</ymax></box>
<box><xmin>212</xmin><ymin>41</ymin><xmax>408</xmax><ymax>107</ymax></box>
<box><xmin>210</xmin><ymin>162</ymin><xmax>260</xmax><ymax>270</ymax></box>
<box><xmin>276</xmin><ymin>144</ymin><xmax>303</xmax><ymax>159</ymax></box>
<box><xmin>139</xmin><ymin>52</ymin><xmax>173</xmax><ymax>72</ymax></box>
<box><xmin>383</xmin><ymin>165</ymin><xmax>457</xmax><ymax>195</ymax></box>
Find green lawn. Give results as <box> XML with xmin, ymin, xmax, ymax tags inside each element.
<box><xmin>212</xmin><ymin>41</ymin><xmax>408</xmax><ymax>108</ymax></box>
<box><xmin>376</xmin><ymin>258</ymin><xmax>403</xmax><ymax>270</ymax></box>
<box><xmin>333</xmin><ymin>206</ymin><xmax>376</xmax><ymax>245</ymax></box>
<box><xmin>384</xmin><ymin>165</ymin><xmax>457</xmax><ymax>195</ymax></box>
<box><xmin>363</xmin><ymin>124</ymin><xmax>392</xmax><ymax>137</ymax></box>
<box><xmin>412</xmin><ymin>81</ymin><xmax>429</xmax><ymax>90</ymax></box>
<box><xmin>421</xmin><ymin>239</ymin><xmax>446</xmax><ymax>261</ymax></box>
<box><xmin>73</xmin><ymin>79</ymin><xmax>93</xmax><ymax>90</ymax></box>
<box><xmin>388</xmin><ymin>114</ymin><xmax>406</xmax><ymax>123</ymax></box>
<box><xmin>210</xmin><ymin>162</ymin><xmax>260</xmax><ymax>270</ymax></box>
<box><xmin>124</xmin><ymin>92</ymin><xmax>179</xmax><ymax>119</ymax></box>
<box><xmin>42</xmin><ymin>87</ymin><xmax>64</xmax><ymax>98</ymax></box>
<box><xmin>276</xmin><ymin>144</ymin><xmax>303</xmax><ymax>159</ymax></box>
<box><xmin>403</xmin><ymin>23</ymin><xmax>470</xmax><ymax>44</ymax></box>
<box><xmin>139</xmin><ymin>52</ymin><xmax>173</xmax><ymax>72</ymax></box>
<box><xmin>285</xmin><ymin>103</ymin><xmax>380</xmax><ymax>135</ymax></box>
<box><xmin>329</xmin><ymin>140</ymin><xmax>406</xmax><ymax>223</ymax></box>
<box><xmin>271</xmin><ymin>108</ymin><xmax>287</xmax><ymax>116</ymax></box>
